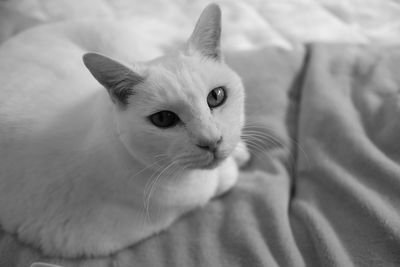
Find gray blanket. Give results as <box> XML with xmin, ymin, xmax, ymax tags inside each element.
<box><xmin>2</xmin><ymin>41</ymin><xmax>400</xmax><ymax>266</ymax></box>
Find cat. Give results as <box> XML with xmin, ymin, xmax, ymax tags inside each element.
<box><xmin>0</xmin><ymin>3</ymin><xmax>249</xmax><ymax>258</ymax></box>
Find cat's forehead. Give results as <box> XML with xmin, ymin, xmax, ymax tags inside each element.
<box><xmin>136</xmin><ymin>55</ymin><xmax>234</xmax><ymax>109</ymax></box>
<box><xmin>148</xmin><ymin>54</ymin><xmax>228</xmax><ymax>87</ymax></box>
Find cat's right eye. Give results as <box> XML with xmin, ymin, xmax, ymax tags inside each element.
<box><xmin>207</xmin><ymin>86</ymin><xmax>226</xmax><ymax>109</ymax></box>
<box><xmin>149</xmin><ymin>111</ymin><xmax>180</xmax><ymax>128</ymax></box>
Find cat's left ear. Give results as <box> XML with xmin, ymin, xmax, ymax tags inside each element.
<box><xmin>83</xmin><ymin>53</ymin><xmax>144</xmax><ymax>106</ymax></box>
<box><xmin>187</xmin><ymin>3</ymin><xmax>222</xmax><ymax>61</ymax></box>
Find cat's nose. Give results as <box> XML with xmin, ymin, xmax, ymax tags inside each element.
<box><xmin>196</xmin><ymin>136</ymin><xmax>223</xmax><ymax>152</ymax></box>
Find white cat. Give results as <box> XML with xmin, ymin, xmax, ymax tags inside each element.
<box><xmin>0</xmin><ymin>4</ymin><xmax>248</xmax><ymax>257</ymax></box>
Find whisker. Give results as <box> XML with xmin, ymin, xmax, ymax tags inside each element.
<box><xmin>243</xmin><ymin>134</ymin><xmax>297</xmax><ymax>172</ymax></box>
<box><xmin>242</xmin><ymin>129</ymin><xmax>284</xmax><ymax>144</ymax></box>
<box><xmin>243</xmin><ymin>141</ymin><xmax>275</xmax><ymax>164</ymax></box>
<box><xmin>154</xmin><ymin>153</ymin><xmax>168</xmax><ymax>160</ymax></box>
<box><xmin>242</xmin><ymin>133</ymin><xmax>281</xmax><ymax>150</ymax></box>
<box><xmin>242</xmin><ymin>125</ymin><xmax>310</xmax><ymax>169</ymax></box>
<box><xmin>141</xmin><ymin>160</ymin><xmax>168</xmax><ymax>224</ymax></box>
<box><xmin>242</xmin><ymin>131</ymin><xmax>299</xmax><ymax>173</ymax></box>
<box><xmin>175</xmin><ymin>152</ymin><xmax>208</xmax><ymax>169</ymax></box>
<box><xmin>153</xmin><ymin>163</ymin><xmax>184</xmax><ymax>220</ymax></box>
<box><xmin>132</xmin><ymin>156</ymin><xmax>168</xmax><ymax>179</ymax></box>
<box><xmin>139</xmin><ymin>163</ymin><xmax>165</xmax><ymax>228</ymax></box>
<box><xmin>245</xmin><ymin>145</ymin><xmax>273</xmax><ymax>165</ymax></box>
<box><xmin>243</xmin><ymin>121</ymin><xmax>310</xmax><ymax>158</ymax></box>
<box><xmin>167</xmin><ymin>163</ymin><xmax>186</xmax><ymax>185</ymax></box>
<box><xmin>241</xmin><ymin>134</ymin><xmax>285</xmax><ymax>156</ymax></box>
<box><xmin>143</xmin><ymin>155</ymin><xmax>171</xmax><ymax>193</ymax></box>
<box><xmin>241</xmin><ymin>138</ymin><xmax>267</xmax><ymax>153</ymax></box>
<box><xmin>144</xmin><ymin>161</ymin><xmax>176</xmax><ymax>223</ymax></box>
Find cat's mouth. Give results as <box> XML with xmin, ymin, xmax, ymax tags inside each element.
<box><xmin>178</xmin><ymin>148</ymin><xmax>230</xmax><ymax>170</ymax></box>
<box><xmin>198</xmin><ymin>152</ymin><xmax>226</xmax><ymax>169</ymax></box>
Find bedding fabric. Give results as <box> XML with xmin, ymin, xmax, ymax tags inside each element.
<box><xmin>3</xmin><ymin>0</ymin><xmax>400</xmax><ymax>48</ymax></box>
<box><xmin>2</xmin><ymin>40</ymin><xmax>400</xmax><ymax>266</ymax></box>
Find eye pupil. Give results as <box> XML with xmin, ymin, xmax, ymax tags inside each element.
<box><xmin>207</xmin><ymin>87</ymin><xmax>226</xmax><ymax>108</ymax></box>
<box><xmin>150</xmin><ymin>111</ymin><xmax>179</xmax><ymax>128</ymax></box>
<box><xmin>158</xmin><ymin>113</ymin><xmax>165</xmax><ymax>122</ymax></box>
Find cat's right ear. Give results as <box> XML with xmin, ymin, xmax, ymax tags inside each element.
<box><xmin>82</xmin><ymin>53</ymin><xmax>144</xmax><ymax>106</ymax></box>
<box><xmin>187</xmin><ymin>3</ymin><xmax>222</xmax><ymax>61</ymax></box>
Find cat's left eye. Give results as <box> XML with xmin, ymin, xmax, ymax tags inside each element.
<box><xmin>149</xmin><ymin>110</ymin><xmax>180</xmax><ymax>128</ymax></box>
<box><xmin>207</xmin><ymin>86</ymin><xmax>226</xmax><ymax>108</ymax></box>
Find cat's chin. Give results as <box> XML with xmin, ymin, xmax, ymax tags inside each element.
<box><xmin>197</xmin><ymin>154</ymin><xmax>227</xmax><ymax>170</ymax></box>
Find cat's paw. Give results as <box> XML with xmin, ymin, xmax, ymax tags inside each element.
<box><xmin>232</xmin><ymin>141</ymin><xmax>250</xmax><ymax>168</ymax></box>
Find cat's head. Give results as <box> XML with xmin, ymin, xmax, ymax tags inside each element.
<box><xmin>83</xmin><ymin>4</ymin><xmax>245</xmax><ymax>170</ymax></box>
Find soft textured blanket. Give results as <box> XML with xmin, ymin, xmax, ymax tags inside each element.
<box><xmin>2</xmin><ymin>38</ymin><xmax>400</xmax><ymax>266</ymax></box>
<box><xmin>3</xmin><ymin>0</ymin><xmax>400</xmax><ymax>47</ymax></box>
<box><xmin>292</xmin><ymin>44</ymin><xmax>400</xmax><ymax>266</ymax></box>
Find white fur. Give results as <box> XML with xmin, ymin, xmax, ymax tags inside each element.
<box><xmin>0</xmin><ymin>4</ymin><xmax>247</xmax><ymax>257</ymax></box>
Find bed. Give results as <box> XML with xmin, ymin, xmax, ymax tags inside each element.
<box><xmin>1</xmin><ymin>0</ymin><xmax>400</xmax><ymax>266</ymax></box>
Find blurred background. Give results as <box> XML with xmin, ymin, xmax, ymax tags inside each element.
<box><xmin>1</xmin><ymin>0</ymin><xmax>400</xmax><ymax>49</ymax></box>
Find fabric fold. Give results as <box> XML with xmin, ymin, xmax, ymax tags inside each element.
<box><xmin>292</xmin><ymin>44</ymin><xmax>400</xmax><ymax>267</ymax></box>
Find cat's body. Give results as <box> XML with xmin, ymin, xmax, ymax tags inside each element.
<box><xmin>0</xmin><ymin>4</ymin><xmax>247</xmax><ymax>257</ymax></box>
